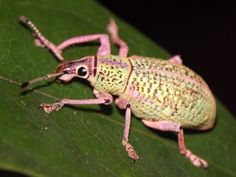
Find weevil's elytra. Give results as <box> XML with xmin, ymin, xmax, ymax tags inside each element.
<box><xmin>20</xmin><ymin>16</ymin><xmax>216</xmax><ymax>168</ymax></box>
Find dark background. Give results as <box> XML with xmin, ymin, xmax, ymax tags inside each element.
<box><xmin>98</xmin><ymin>0</ymin><xmax>236</xmax><ymax>117</ymax></box>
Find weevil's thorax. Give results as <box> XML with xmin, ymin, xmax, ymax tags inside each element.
<box><xmin>89</xmin><ymin>55</ymin><xmax>132</xmax><ymax>95</ymax></box>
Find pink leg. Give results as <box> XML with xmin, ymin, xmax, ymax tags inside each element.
<box><xmin>169</xmin><ymin>55</ymin><xmax>183</xmax><ymax>64</ymax></box>
<box><xmin>41</xmin><ymin>90</ymin><xmax>113</xmax><ymax>113</ymax></box>
<box><xmin>107</xmin><ymin>19</ymin><xmax>129</xmax><ymax>57</ymax></box>
<box><xmin>115</xmin><ymin>98</ymin><xmax>138</xmax><ymax>160</ymax></box>
<box><xmin>56</xmin><ymin>34</ymin><xmax>111</xmax><ymax>56</ymax></box>
<box><xmin>177</xmin><ymin>129</ymin><xmax>208</xmax><ymax>168</ymax></box>
<box><xmin>20</xmin><ymin>16</ymin><xmax>111</xmax><ymax>60</ymax></box>
<box><xmin>20</xmin><ymin>16</ymin><xmax>64</xmax><ymax>61</ymax></box>
<box><xmin>142</xmin><ymin>120</ymin><xmax>208</xmax><ymax>168</ymax></box>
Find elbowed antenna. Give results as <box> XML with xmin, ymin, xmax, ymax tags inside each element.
<box><xmin>21</xmin><ymin>72</ymin><xmax>63</xmax><ymax>88</ymax></box>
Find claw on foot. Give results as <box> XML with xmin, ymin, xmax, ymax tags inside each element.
<box><xmin>184</xmin><ymin>149</ymin><xmax>208</xmax><ymax>168</ymax></box>
<box><xmin>40</xmin><ymin>103</ymin><xmax>64</xmax><ymax>113</ymax></box>
<box><xmin>122</xmin><ymin>140</ymin><xmax>139</xmax><ymax>160</ymax></box>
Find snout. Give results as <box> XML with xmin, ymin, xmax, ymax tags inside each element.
<box><xmin>58</xmin><ymin>74</ymin><xmax>75</xmax><ymax>82</ymax></box>
<box><xmin>57</xmin><ymin>62</ymin><xmax>69</xmax><ymax>73</ymax></box>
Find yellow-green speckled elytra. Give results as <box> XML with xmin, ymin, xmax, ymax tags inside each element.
<box><xmin>20</xmin><ymin>16</ymin><xmax>216</xmax><ymax>168</ymax></box>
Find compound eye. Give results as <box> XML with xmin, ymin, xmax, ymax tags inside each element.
<box><xmin>76</xmin><ymin>65</ymin><xmax>89</xmax><ymax>78</ymax></box>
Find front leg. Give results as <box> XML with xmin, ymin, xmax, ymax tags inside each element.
<box><xmin>41</xmin><ymin>90</ymin><xmax>113</xmax><ymax>113</ymax></box>
<box><xmin>20</xmin><ymin>16</ymin><xmax>64</xmax><ymax>61</ymax></box>
<box><xmin>20</xmin><ymin>16</ymin><xmax>112</xmax><ymax>61</ymax></box>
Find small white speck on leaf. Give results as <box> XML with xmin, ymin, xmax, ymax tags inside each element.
<box><xmin>20</xmin><ymin>100</ymin><xmax>26</xmax><ymax>106</ymax></box>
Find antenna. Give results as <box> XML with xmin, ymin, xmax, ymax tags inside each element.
<box><xmin>21</xmin><ymin>72</ymin><xmax>63</xmax><ymax>88</ymax></box>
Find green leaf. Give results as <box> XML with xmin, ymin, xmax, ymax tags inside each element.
<box><xmin>0</xmin><ymin>0</ymin><xmax>236</xmax><ymax>177</ymax></box>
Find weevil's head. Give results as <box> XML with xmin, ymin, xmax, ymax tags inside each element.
<box><xmin>56</xmin><ymin>56</ymin><xmax>96</xmax><ymax>82</ymax></box>
<box><xmin>21</xmin><ymin>56</ymin><xmax>96</xmax><ymax>88</ymax></box>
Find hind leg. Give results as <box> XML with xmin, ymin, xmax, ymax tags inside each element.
<box><xmin>142</xmin><ymin>120</ymin><xmax>208</xmax><ymax>168</ymax></box>
<box><xmin>169</xmin><ymin>55</ymin><xmax>183</xmax><ymax>64</ymax></box>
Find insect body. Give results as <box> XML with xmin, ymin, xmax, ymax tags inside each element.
<box><xmin>93</xmin><ymin>55</ymin><xmax>216</xmax><ymax>130</ymax></box>
<box><xmin>20</xmin><ymin>16</ymin><xmax>216</xmax><ymax>168</ymax></box>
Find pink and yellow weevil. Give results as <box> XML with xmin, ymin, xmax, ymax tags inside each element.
<box><xmin>20</xmin><ymin>16</ymin><xmax>216</xmax><ymax>168</ymax></box>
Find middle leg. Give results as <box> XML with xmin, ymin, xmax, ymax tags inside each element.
<box><xmin>115</xmin><ymin>98</ymin><xmax>138</xmax><ymax>160</ymax></box>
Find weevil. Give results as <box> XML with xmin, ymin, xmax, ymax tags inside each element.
<box><xmin>20</xmin><ymin>16</ymin><xmax>216</xmax><ymax>168</ymax></box>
